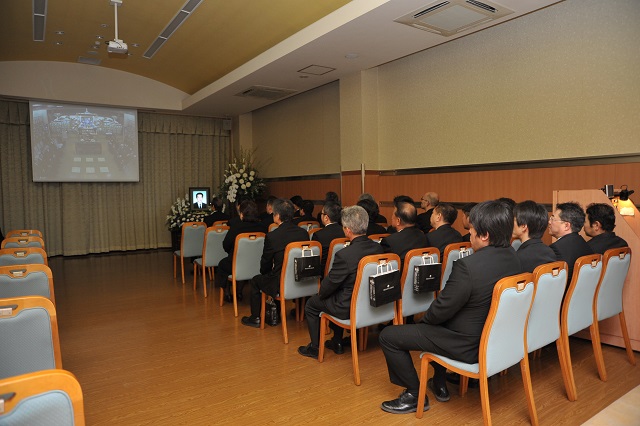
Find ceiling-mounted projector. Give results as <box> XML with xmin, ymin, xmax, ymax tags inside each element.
<box><xmin>106</xmin><ymin>0</ymin><xmax>128</xmax><ymax>54</ymax></box>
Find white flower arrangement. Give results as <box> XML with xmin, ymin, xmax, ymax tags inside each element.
<box><xmin>219</xmin><ymin>149</ymin><xmax>265</xmax><ymax>205</ymax></box>
<box><xmin>165</xmin><ymin>195</ymin><xmax>209</xmax><ymax>230</ymax></box>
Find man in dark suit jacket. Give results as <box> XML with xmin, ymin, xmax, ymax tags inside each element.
<box><xmin>292</xmin><ymin>200</ymin><xmax>316</xmax><ymax>225</ymax></box>
<box><xmin>548</xmin><ymin>202</ymin><xmax>593</xmax><ymax>279</ymax></box>
<box><xmin>259</xmin><ymin>196</ymin><xmax>277</xmax><ymax>227</ymax></box>
<box><xmin>378</xmin><ymin>200</ymin><xmax>522</xmax><ymax>415</ymax></box>
<box><xmin>425</xmin><ymin>203</ymin><xmax>463</xmax><ymax>257</ymax></box>
<box><xmin>416</xmin><ymin>192</ymin><xmax>438</xmax><ymax>234</ymax></box>
<box><xmin>381</xmin><ymin>199</ymin><xmax>427</xmax><ymax>266</ymax></box>
<box><xmin>311</xmin><ymin>201</ymin><xmax>345</xmax><ymax>275</ymax></box>
<box><xmin>298</xmin><ymin>205</ymin><xmax>384</xmax><ymax>359</ymax></box>
<box><xmin>357</xmin><ymin>198</ymin><xmax>388</xmax><ymax>235</ymax></box>
<box><xmin>460</xmin><ymin>202</ymin><xmax>477</xmax><ymax>242</ymax></box>
<box><xmin>192</xmin><ymin>192</ymin><xmax>208</xmax><ymax>210</ymax></box>
<box><xmin>513</xmin><ymin>200</ymin><xmax>557</xmax><ymax>273</ymax></box>
<box><xmin>584</xmin><ymin>203</ymin><xmax>628</xmax><ymax>254</ymax></box>
<box><xmin>203</xmin><ymin>197</ymin><xmax>230</xmax><ymax>227</ymax></box>
<box><xmin>241</xmin><ymin>199</ymin><xmax>310</xmax><ymax>328</ymax></box>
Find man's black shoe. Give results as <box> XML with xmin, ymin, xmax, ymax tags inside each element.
<box><xmin>427</xmin><ymin>378</ymin><xmax>450</xmax><ymax>402</ymax></box>
<box><xmin>446</xmin><ymin>372</ymin><xmax>480</xmax><ymax>388</ymax></box>
<box><xmin>241</xmin><ymin>316</ymin><xmax>260</xmax><ymax>328</ymax></box>
<box><xmin>324</xmin><ymin>339</ymin><xmax>344</xmax><ymax>355</ymax></box>
<box><xmin>380</xmin><ymin>390</ymin><xmax>429</xmax><ymax>414</ymax></box>
<box><xmin>297</xmin><ymin>343</ymin><xmax>319</xmax><ymax>359</ymax></box>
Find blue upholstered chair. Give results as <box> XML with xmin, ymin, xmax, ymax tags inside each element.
<box><xmin>219</xmin><ymin>232</ymin><xmax>265</xmax><ymax>317</ymax></box>
<box><xmin>318</xmin><ymin>253</ymin><xmax>401</xmax><ymax>386</ymax></box>
<box><xmin>324</xmin><ymin>238</ymin><xmax>350</xmax><ymax>277</ymax></box>
<box><xmin>0</xmin><ymin>264</ymin><xmax>55</xmax><ymax>304</ymax></box>
<box><xmin>260</xmin><ymin>241</ymin><xmax>322</xmax><ymax>343</ymax></box>
<box><xmin>440</xmin><ymin>242</ymin><xmax>473</xmax><ymax>292</ymax></box>
<box><xmin>1</xmin><ymin>236</ymin><xmax>46</xmax><ymax>251</ymax></box>
<box><xmin>4</xmin><ymin>229</ymin><xmax>43</xmax><ymax>239</ymax></box>
<box><xmin>0</xmin><ymin>296</ymin><xmax>62</xmax><ymax>380</ymax></box>
<box><xmin>416</xmin><ymin>273</ymin><xmax>538</xmax><ymax>425</ymax></box>
<box><xmin>193</xmin><ymin>226</ymin><xmax>229</xmax><ymax>298</ymax></box>
<box><xmin>397</xmin><ymin>247</ymin><xmax>439</xmax><ymax>324</ymax></box>
<box><xmin>173</xmin><ymin>222</ymin><xmax>206</xmax><ymax>285</ymax></box>
<box><xmin>0</xmin><ymin>369</ymin><xmax>85</xmax><ymax>425</ymax></box>
<box><xmin>367</xmin><ymin>233</ymin><xmax>389</xmax><ymax>243</ymax></box>
<box><xmin>591</xmin><ymin>247</ymin><xmax>636</xmax><ymax>382</ymax></box>
<box><xmin>0</xmin><ymin>248</ymin><xmax>48</xmax><ymax>267</ymax></box>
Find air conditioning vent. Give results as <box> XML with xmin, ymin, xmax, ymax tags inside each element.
<box><xmin>235</xmin><ymin>85</ymin><xmax>297</xmax><ymax>101</ymax></box>
<box><xmin>77</xmin><ymin>56</ymin><xmax>101</xmax><ymax>66</ymax></box>
<box><xmin>395</xmin><ymin>0</ymin><xmax>513</xmax><ymax>37</ymax></box>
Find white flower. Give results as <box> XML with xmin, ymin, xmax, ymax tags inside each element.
<box><xmin>250</xmin><ymin>171</ymin><xmax>255</xmax><ymax>176</ymax></box>
<box><xmin>246</xmin><ymin>182</ymin><xmax>251</xmax><ymax>187</ymax></box>
<box><xmin>249</xmin><ymin>176</ymin><xmax>254</xmax><ymax>181</ymax></box>
<box><xmin>235</xmin><ymin>173</ymin><xmax>241</xmax><ymax>178</ymax></box>
<box><xmin>239</xmin><ymin>168</ymin><xmax>245</xmax><ymax>173</ymax></box>
<box><xmin>239</xmin><ymin>179</ymin><xmax>245</xmax><ymax>184</ymax></box>
<box><xmin>241</xmin><ymin>184</ymin><xmax>246</xmax><ymax>189</ymax></box>
<box><xmin>242</xmin><ymin>173</ymin><xmax>248</xmax><ymax>178</ymax></box>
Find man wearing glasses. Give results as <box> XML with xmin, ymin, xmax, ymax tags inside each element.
<box><xmin>548</xmin><ymin>202</ymin><xmax>593</xmax><ymax>279</ymax></box>
<box><xmin>416</xmin><ymin>192</ymin><xmax>439</xmax><ymax>234</ymax></box>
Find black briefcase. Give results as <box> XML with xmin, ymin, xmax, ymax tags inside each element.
<box><xmin>369</xmin><ymin>261</ymin><xmax>401</xmax><ymax>307</ymax></box>
<box><xmin>294</xmin><ymin>246</ymin><xmax>321</xmax><ymax>281</ymax></box>
<box><xmin>413</xmin><ymin>254</ymin><xmax>441</xmax><ymax>293</ymax></box>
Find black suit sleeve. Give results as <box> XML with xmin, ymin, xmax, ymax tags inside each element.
<box><xmin>380</xmin><ymin>237</ymin><xmax>393</xmax><ymax>254</ymax></box>
<box><xmin>318</xmin><ymin>251</ymin><xmax>349</xmax><ymax>299</ymax></box>
<box><xmin>260</xmin><ymin>234</ymin><xmax>275</xmax><ymax>275</ymax></box>
<box><xmin>424</xmin><ymin>260</ymin><xmax>472</xmax><ymax>324</ymax></box>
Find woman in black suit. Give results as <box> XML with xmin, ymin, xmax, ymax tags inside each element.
<box><xmin>216</xmin><ymin>200</ymin><xmax>267</xmax><ymax>302</ymax></box>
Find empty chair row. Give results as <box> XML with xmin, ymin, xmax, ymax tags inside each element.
<box><xmin>0</xmin><ymin>247</ymin><xmax>48</xmax><ymax>267</ymax></box>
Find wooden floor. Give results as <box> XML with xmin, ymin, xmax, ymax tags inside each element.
<box><xmin>49</xmin><ymin>250</ymin><xmax>640</xmax><ymax>425</ymax></box>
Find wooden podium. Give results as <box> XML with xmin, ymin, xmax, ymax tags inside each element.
<box><xmin>553</xmin><ymin>189</ymin><xmax>640</xmax><ymax>351</ymax></box>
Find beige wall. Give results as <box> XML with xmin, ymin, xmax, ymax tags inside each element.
<box><xmin>376</xmin><ymin>0</ymin><xmax>640</xmax><ymax>169</ymax></box>
<box><xmin>250</xmin><ymin>82</ymin><xmax>340</xmax><ymax>178</ymax></box>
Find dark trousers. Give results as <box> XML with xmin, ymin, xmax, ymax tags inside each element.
<box><xmin>249</xmin><ymin>274</ymin><xmax>279</xmax><ymax>317</ymax></box>
<box><xmin>304</xmin><ymin>295</ymin><xmax>348</xmax><ymax>348</ymax></box>
<box><xmin>378</xmin><ymin>324</ymin><xmax>449</xmax><ymax>394</ymax></box>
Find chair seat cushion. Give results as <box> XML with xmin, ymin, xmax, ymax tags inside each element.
<box><xmin>320</xmin><ymin>311</ymin><xmax>351</xmax><ymax>327</ymax></box>
<box><xmin>420</xmin><ymin>352</ymin><xmax>479</xmax><ymax>375</ymax></box>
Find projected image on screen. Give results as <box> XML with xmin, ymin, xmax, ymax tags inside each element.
<box><xmin>30</xmin><ymin>101</ymin><xmax>139</xmax><ymax>182</ymax></box>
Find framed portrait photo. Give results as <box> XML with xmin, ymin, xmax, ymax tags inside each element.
<box><xmin>189</xmin><ymin>187</ymin><xmax>210</xmax><ymax>211</ymax></box>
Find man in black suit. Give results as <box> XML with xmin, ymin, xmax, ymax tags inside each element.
<box><xmin>203</xmin><ymin>197</ymin><xmax>229</xmax><ymax>227</ymax></box>
<box><xmin>548</xmin><ymin>202</ymin><xmax>593</xmax><ymax>279</ymax></box>
<box><xmin>425</xmin><ymin>203</ymin><xmax>463</xmax><ymax>257</ymax></box>
<box><xmin>192</xmin><ymin>192</ymin><xmax>208</xmax><ymax>210</ymax></box>
<box><xmin>584</xmin><ymin>203</ymin><xmax>628</xmax><ymax>254</ymax></box>
<box><xmin>357</xmin><ymin>198</ymin><xmax>387</xmax><ymax>235</ymax></box>
<box><xmin>293</xmin><ymin>200</ymin><xmax>316</xmax><ymax>225</ymax></box>
<box><xmin>298</xmin><ymin>205</ymin><xmax>384</xmax><ymax>359</ymax></box>
<box><xmin>259</xmin><ymin>196</ymin><xmax>277</xmax><ymax>227</ymax></box>
<box><xmin>460</xmin><ymin>202</ymin><xmax>477</xmax><ymax>242</ymax></box>
<box><xmin>416</xmin><ymin>192</ymin><xmax>438</xmax><ymax>234</ymax></box>
<box><xmin>381</xmin><ymin>199</ymin><xmax>427</xmax><ymax>266</ymax></box>
<box><xmin>378</xmin><ymin>200</ymin><xmax>522</xmax><ymax>415</ymax></box>
<box><xmin>316</xmin><ymin>191</ymin><xmax>340</xmax><ymax>224</ymax></box>
<box><xmin>241</xmin><ymin>199</ymin><xmax>310</xmax><ymax>328</ymax></box>
<box><xmin>311</xmin><ymin>201</ymin><xmax>345</xmax><ymax>276</ymax></box>
<box><xmin>513</xmin><ymin>200</ymin><xmax>556</xmax><ymax>273</ymax></box>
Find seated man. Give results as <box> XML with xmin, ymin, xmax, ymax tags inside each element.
<box><xmin>460</xmin><ymin>202</ymin><xmax>477</xmax><ymax>242</ymax></box>
<box><xmin>259</xmin><ymin>195</ymin><xmax>277</xmax><ymax>227</ymax></box>
<box><xmin>584</xmin><ymin>203</ymin><xmax>628</xmax><ymax>254</ymax></box>
<box><xmin>241</xmin><ymin>199</ymin><xmax>310</xmax><ymax>328</ymax></box>
<box><xmin>311</xmin><ymin>201</ymin><xmax>345</xmax><ymax>276</ymax></box>
<box><xmin>357</xmin><ymin>198</ymin><xmax>388</xmax><ymax>235</ymax></box>
<box><xmin>425</xmin><ymin>203</ymin><xmax>463</xmax><ymax>257</ymax></box>
<box><xmin>203</xmin><ymin>196</ymin><xmax>230</xmax><ymax>227</ymax></box>
<box><xmin>513</xmin><ymin>200</ymin><xmax>557</xmax><ymax>273</ymax></box>
<box><xmin>416</xmin><ymin>192</ymin><xmax>438</xmax><ymax>234</ymax></box>
<box><xmin>293</xmin><ymin>200</ymin><xmax>316</xmax><ymax>225</ymax></box>
<box><xmin>316</xmin><ymin>191</ymin><xmax>340</xmax><ymax>224</ymax></box>
<box><xmin>548</xmin><ymin>202</ymin><xmax>593</xmax><ymax>279</ymax></box>
<box><xmin>378</xmin><ymin>200</ymin><xmax>522</xmax><ymax>414</ymax></box>
<box><xmin>298</xmin><ymin>205</ymin><xmax>384</xmax><ymax>359</ymax></box>
<box><xmin>381</xmin><ymin>198</ymin><xmax>427</xmax><ymax>266</ymax></box>
<box><xmin>359</xmin><ymin>193</ymin><xmax>387</xmax><ymax>224</ymax></box>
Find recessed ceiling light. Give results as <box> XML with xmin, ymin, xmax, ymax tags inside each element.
<box><xmin>345</xmin><ymin>53</ymin><xmax>359</xmax><ymax>59</ymax></box>
<box><xmin>101</xmin><ymin>23</ymin><xmax>109</xmax><ymax>28</ymax></box>
<box><xmin>54</xmin><ymin>41</ymin><xmax>63</xmax><ymax>45</ymax></box>
<box><xmin>91</xmin><ymin>45</ymin><xmax>100</xmax><ymax>49</ymax></box>
<box><xmin>131</xmin><ymin>43</ymin><xmax>139</xmax><ymax>48</ymax></box>
<box><xmin>55</xmin><ymin>31</ymin><xmax>65</xmax><ymax>35</ymax></box>
<box><xmin>96</xmin><ymin>35</ymin><xmax>104</xmax><ymax>39</ymax></box>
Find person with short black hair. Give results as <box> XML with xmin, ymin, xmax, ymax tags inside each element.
<box><xmin>497</xmin><ymin>197</ymin><xmax>516</xmax><ymax>213</ymax></box>
<box><xmin>192</xmin><ymin>192</ymin><xmax>208</xmax><ymax>210</ymax></box>
<box><xmin>357</xmin><ymin>198</ymin><xmax>388</xmax><ymax>235</ymax></box>
<box><xmin>548</xmin><ymin>202</ymin><xmax>593</xmax><ymax>279</ymax></box>
<box><xmin>311</xmin><ymin>201</ymin><xmax>345</xmax><ymax>276</ymax></box>
<box><xmin>241</xmin><ymin>199</ymin><xmax>310</xmax><ymax>328</ymax></box>
<box><xmin>584</xmin><ymin>203</ymin><xmax>628</xmax><ymax>254</ymax></box>
<box><xmin>317</xmin><ymin>191</ymin><xmax>340</xmax><ymax>224</ymax></box>
<box><xmin>298</xmin><ymin>205</ymin><xmax>384</xmax><ymax>358</ymax></box>
<box><xmin>513</xmin><ymin>200</ymin><xmax>556</xmax><ymax>273</ymax></box>
<box><xmin>381</xmin><ymin>199</ymin><xmax>427</xmax><ymax>267</ymax></box>
<box><xmin>460</xmin><ymin>202</ymin><xmax>477</xmax><ymax>242</ymax></box>
<box><xmin>293</xmin><ymin>200</ymin><xmax>316</xmax><ymax>225</ymax></box>
<box><xmin>203</xmin><ymin>196</ymin><xmax>230</xmax><ymax>227</ymax></box>
<box><xmin>425</xmin><ymin>203</ymin><xmax>463</xmax><ymax>257</ymax></box>
<box><xmin>378</xmin><ymin>200</ymin><xmax>521</xmax><ymax>415</ymax></box>
<box><xmin>290</xmin><ymin>195</ymin><xmax>304</xmax><ymax>218</ymax></box>
<box><xmin>358</xmin><ymin>193</ymin><xmax>387</xmax><ymax>224</ymax></box>
<box><xmin>260</xmin><ymin>195</ymin><xmax>278</xmax><ymax>226</ymax></box>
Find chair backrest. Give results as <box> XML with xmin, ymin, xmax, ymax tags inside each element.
<box><xmin>0</xmin><ymin>248</ymin><xmax>48</xmax><ymax>267</ymax></box>
<box><xmin>202</xmin><ymin>226</ymin><xmax>229</xmax><ymax>267</ymax></box>
<box><xmin>0</xmin><ymin>264</ymin><xmax>55</xmax><ymax>304</ymax></box>
<box><xmin>351</xmin><ymin>254</ymin><xmax>401</xmax><ymax>329</ymax></box>
<box><xmin>5</xmin><ymin>229</ymin><xmax>43</xmax><ymax>239</ymax></box>
<box><xmin>232</xmin><ymin>233</ymin><xmax>266</xmax><ymax>281</ymax></box>
<box><xmin>399</xmin><ymin>248</ymin><xmax>439</xmax><ymax>318</ymax></box>
<box><xmin>268</xmin><ymin>223</ymin><xmax>279</xmax><ymax>232</ymax></box>
<box><xmin>298</xmin><ymin>221</ymin><xmax>320</xmax><ymax>231</ymax></box>
<box><xmin>280</xmin><ymin>241</ymin><xmax>322</xmax><ymax>299</ymax></box>
<box><xmin>179</xmin><ymin>222</ymin><xmax>206</xmax><ymax>258</ymax></box>
<box><xmin>527</xmin><ymin>261</ymin><xmax>568</xmax><ymax>353</ymax></box>
<box><xmin>308</xmin><ymin>228</ymin><xmax>322</xmax><ymax>240</ymax></box>
<box><xmin>441</xmin><ymin>242</ymin><xmax>473</xmax><ymax>291</ymax></box>
<box><xmin>0</xmin><ymin>296</ymin><xmax>62</xmax><ymax>379</ymax></box>
<box><xmin>212</xmin><ymin>220</ymin><xmax>228</xmax><ymax>228</ymax></box>
<box><xmin>594</xmin><ymin>247</ymin><xmax>631</xmax><ymax>322</ymax></box>
<box><xmin>368</xmin><ymin>234</ymin><xmax>389</xmax><ymax>243</ymax></box>
<box><xmin>325</xmin><ymin>238</ymin><xmax>350</xmax><ymax>277</ymax></box>
<box><xmin>481</xmin><ymin>273</ymin><xmax>535</xmax><ymax>377</ymax></box>
<box><xmin>1</xmin><ymin>236</ymin><xmax>45</xmax><ymax>250</ymax></box>
<box><xmin>511</xmin><ymin>238</ymin><xmax>522</xmax><ymax>251</ymax></box>
<box><xmin>563</xmin><ymin>254</ymin><xmax>603</xmax><ymax>336</ymax></box>
<box><xmin>0</xmin><ymin>369</ymin><xmax>85</xmax><ymax>426</ymax></box>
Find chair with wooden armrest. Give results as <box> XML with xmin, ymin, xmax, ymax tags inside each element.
<box><xmin>416</xmin><ymin>273</ymin><xmax>538</xmax><ymax>426</ymax></box>
<box><xmin>0</xmin><ymin>369</ymin><xmax>85</xmax><ymax>426</ymax></box>
<box><xmin>1</xmin><ymin>236</ymin><xmax>46</xmax><ymax>251</ymax></box>
<box><xmin>0</xmin><ymin>264</ymin><xmax>55</xmax><ymax>304</ymax></box>
<box><xmin>0</xmin><ymin>248</ymin><xmax>48</xmax><ymax>267</ymax></box>
<box><xmin>193</xmin><ymin>226</ymin><xmax>229</xmax><ymax>297</ymax></box>
<box><xmin>0</xmin><ymin>296</ymin><xmax>62</xmax><ymax>379</ymax></box>
<box><xmin>173</xmin><ymin>222</ymin><xmax>206</xmax><ymax>284</ymax></box>
<box><xmin>5</xmin><ymin>229</ymin><xmax>43</xmax><ymax>239</ymax></box>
